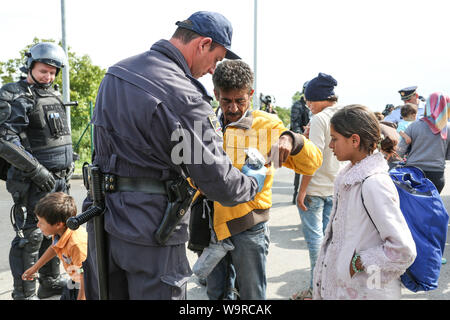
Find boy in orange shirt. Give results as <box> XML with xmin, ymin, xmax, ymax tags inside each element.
<box><xmin>22</xmin><ymin>192</ymin><xmax>87</xmax><ymax>300</ymax></box>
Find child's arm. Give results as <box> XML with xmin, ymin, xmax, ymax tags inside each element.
<box><xmin>22</xmin><ymin>246</ymin><xmax>57</xmax><ymax>280</ymax></box>
<box><xmin>77</xmin><ymin>272</ymin><xmax>86</xmax><ymax>300</ymax></box>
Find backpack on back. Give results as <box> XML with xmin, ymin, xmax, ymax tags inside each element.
<box><xmin>362</xmin><ymin>166</ymin><xmax>449</xmax><ymax>292</ymax></box>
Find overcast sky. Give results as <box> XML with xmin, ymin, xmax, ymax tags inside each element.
<box><xmin>1</xmin><ymin>0</ymin><xmax>449</xmax><ymax>111</ymax></box>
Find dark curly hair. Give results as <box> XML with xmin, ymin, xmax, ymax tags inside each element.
<box><xmin>330</xmin><ymin>104</ymin><xmax>381</xmax><ymax>154</ymax></box>
<box><xmin>34</xmin><ymin>192</ymin><xmax>77</xmax><ymax>225</ymax></box>
<box><xmin>212</xmin><ymin>60</ymin><xmax>254</xmax><ymax>92</ymax></box>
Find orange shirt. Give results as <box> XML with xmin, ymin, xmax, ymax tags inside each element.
<box><xmin>52</xmin><ymin>227</ymin><xmax>87</xmax><ymax>282</ymax></box>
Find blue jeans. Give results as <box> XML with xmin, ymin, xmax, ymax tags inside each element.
<box><xmin>206</xmin><ymin>222</ymin><xmax>270</xmax><ymax>300</ymax></box>
<box><xmin>297</xmin><ymin>195</ymin><xmax>333</xmax><ymax>288</ymax></box>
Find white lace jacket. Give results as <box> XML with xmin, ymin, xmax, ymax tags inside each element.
<box><xmin>312</xmin><ymin>152</ymin><xmax>416</xmax><ymax>299</ymax></box>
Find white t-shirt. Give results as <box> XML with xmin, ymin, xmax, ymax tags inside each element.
<box><xmin>306</xmin><ymin>105</ymin><xmax>344</xmax><ymax>196</ymax></box>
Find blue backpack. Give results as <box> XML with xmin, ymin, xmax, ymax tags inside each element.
<box><xmin>362</xmin><ymin>166</ymin><xmax>449</xmax><ymax>292</ymax></box>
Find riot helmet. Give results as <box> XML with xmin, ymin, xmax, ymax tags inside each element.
<box><xmin>301</xmin><ymin>81</ymin><xmax>309</xmax><ymax>94</ymax></box>
<box><xmin>25</xmin><ymin>42</ymin><xmax>67</xmax><ymax>76</ymax></box>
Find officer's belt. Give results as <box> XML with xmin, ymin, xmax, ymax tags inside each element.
<box><xmin>104</xmin><ymin>174</ymin><xmax>167</xmax><ymax>195</ymax></box>
<box><xmin>51</xmin><ymin>168</ymin><xmax>70</xmax><ymax>179</ymax></box>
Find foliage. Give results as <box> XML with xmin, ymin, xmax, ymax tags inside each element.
<box><xmin>292</xmin><ymin>91</ymin><xmax>302</xmax><ymax>104</ymax></box>
<box><xmin>0</xmin><ymin>38</ymin><xmax>106</xmax><ymax>169</ymax></box>
<box><xmin>274</xmin><ymin>106</ymin><xmax>291</xmax><ymax>128</ymax></box>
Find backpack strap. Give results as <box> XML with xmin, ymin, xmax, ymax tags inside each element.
<box><xmin>361</xmin><ymin>174</ymin><xmax>381</xmax><ymax>233</ymax></box>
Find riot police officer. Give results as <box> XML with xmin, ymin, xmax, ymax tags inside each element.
<box><xmin>0</xmin><ymin>42</ymin><xmax>74</xmax><ymax>299</ymax></box>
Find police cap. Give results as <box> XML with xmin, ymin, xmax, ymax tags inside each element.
<box><xmin>176</xmin><ymin>11</ymin><xmax>240</xmax><ymax>60</ymax></box>
<box><xmin>398</xmin><ymin>86</ymin><xmax>418</xmax><ymax>101</ymax></box>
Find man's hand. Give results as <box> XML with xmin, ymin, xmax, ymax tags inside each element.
<box><xmin>267</xmin><ymin>134</ymin><xmax>293</xmax><ymax>169</ymax></box>
<box><xmin>24</xmin><ymin>163</ymin><xmax>56</xmax><ymax>192</ymax></box>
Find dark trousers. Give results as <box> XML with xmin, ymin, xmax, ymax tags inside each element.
<box><xmin>423</xmin><ymin>170</ymin><xmax>445</xmax><ymax>194</ymax></box>
<box><xmin>7</xmin><ymin>168</ymin><xmax>68</xmax><ymax>297</ymax></box>
<box><xmin>60</xmin><ymin>282</ymin><xmax>79</xmax><ymax>300</ymax></box>
<box><xmin>84</xmin><ymin>229</ymin><xmax>192</xmax><ymax>300</ymax></box>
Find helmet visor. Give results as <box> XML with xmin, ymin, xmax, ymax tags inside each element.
<box><xmin>29</xmin><ymin>43</ymin><xmax>67</xmax><ymax>69</ymax></box>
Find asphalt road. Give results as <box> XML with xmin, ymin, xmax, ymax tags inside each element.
<box><xmin>0</xmin><ymin>165</ymin><xmax>449</xmax><ymax>300</ymax></box>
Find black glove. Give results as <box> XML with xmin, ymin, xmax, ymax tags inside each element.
<box><xmin>24</xmin><ymin>164</ymin><xmax>56</xmax><ymax>192</ymax></box>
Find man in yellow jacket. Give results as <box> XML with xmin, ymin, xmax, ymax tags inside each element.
<box><xmin>204</xmin><ymin>59</ymin><xmax>323</xmax><ymax>300</ymax></box>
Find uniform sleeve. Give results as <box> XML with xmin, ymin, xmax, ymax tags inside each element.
<box><xmin>359</xmin><ymin>175</ymin><xmax>417</xmax><ymax>284</ymax></box>
<box><xmin>0</xmin><ymin>88</ymin><xmax>12</xmax><ymax>126</ymax></box>
<box><xmin>174</xmin><ymin>103</ymin><xmax>259</xmax><ymax>207</ymax></box>
<box><xmin>0</xmin><ymin>84</ymin><xmax>37</xmax><ymax>170</ymax></box>
<box><xmin>290</xmin><ymin>102</ymin><xmax>301</xmax><ymax>133</ymax></box>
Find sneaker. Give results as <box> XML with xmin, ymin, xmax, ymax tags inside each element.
<box><xmin>290</xmin><ymin>287</ymin><xmax>312</xmax><ymax>300</ymax></box>
<box><xmin>442</xmin><ymin>258</ymin><xmax>447</xmax><ymax>264</ymax></box>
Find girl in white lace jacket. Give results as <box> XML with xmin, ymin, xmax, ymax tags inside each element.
<box><xmin>312</xmin><ymin>105</ymin><xmax>416</xmax><ymax>300</ymax></box>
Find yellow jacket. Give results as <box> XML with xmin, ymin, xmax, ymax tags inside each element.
<box><xmin>213</xmin><ymin>110</ymin><xmax>323</xmax><ymax>240</ymax></box>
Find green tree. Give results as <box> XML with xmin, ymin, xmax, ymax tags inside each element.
<box><xmin>292</xmin><ymin>91</ymin><xmax>302</xmax><ymax>104</ymax></box>
<box><xmin>0</xmin><ymin>38</ymin><xmax>106</xmax><ymax>167</ymax></box>
<box><xmin>274</xmin><ymin>106</ymin><xmax>291</xmax><ymax>128</ymax></box>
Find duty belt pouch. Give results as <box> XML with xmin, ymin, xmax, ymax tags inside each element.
<box><xmin>188</xmin><ymin>195</ymin><xmax>214</xmax><ymax>253</ymax></box>
<box><xmin>155</xmin><ymin>177</ymin><xmax>196</xmax><ymax>245</ymax></box>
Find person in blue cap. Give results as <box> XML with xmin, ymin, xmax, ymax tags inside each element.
<box><xmin>384</xmin><ymin>86</ymin><xmax>425</xmax><ymax>124</ymax></box>
<box><xmin>81</xmin><ymin>11</ymin><xmax>267</xmax><ymax>300</ymax></box>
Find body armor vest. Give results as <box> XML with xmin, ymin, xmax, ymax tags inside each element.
<box><xmin>26</xmin><ymin>87</ymin><xmax>71</xmax><ymax>152</ymax></box>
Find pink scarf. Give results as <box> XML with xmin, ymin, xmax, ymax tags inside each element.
<box><xmin>421</xmin><ymin>92</ymin><xmax>450</xmax><ymax>139</ymax></box>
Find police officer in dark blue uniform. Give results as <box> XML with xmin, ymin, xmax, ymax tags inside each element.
<box><xmin>82</xmin><ymin>11</ymin><xmax>266</xmax><ymax>300</ymax></box>
<box><xmin>0</xmin><ymin>42</ymin><xmax>73</xmax><ymax>299</ymax></box>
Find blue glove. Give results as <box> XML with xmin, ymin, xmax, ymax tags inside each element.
<box><xmin>241</xmin><ymin>164</ymin><xmax>267</xmax><ymax>193</ymax></box>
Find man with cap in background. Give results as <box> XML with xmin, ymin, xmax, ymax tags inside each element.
<box><xmin>384</xmin><ymin>86</ymin><xmax>425</xmax><ymax>124</ymax></box>
<box><xmin>82</xmin><ymin>11</ymin><xmax>267</xmax><ymax>300</ymax></box>
<box><xmin>291</xmin><ymin>72</ymin><xmax>344</xmax><ymax>300</ymax></box>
